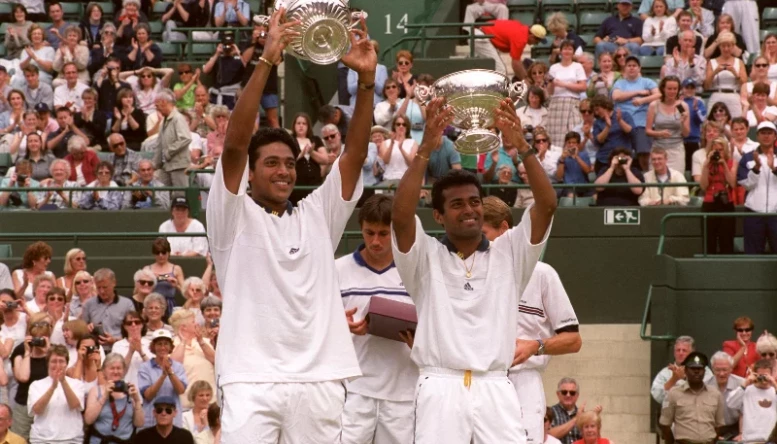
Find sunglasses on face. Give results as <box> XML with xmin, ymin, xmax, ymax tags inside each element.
<box><xmin>395</xmin><ymin>122</ymin><xmax>407</xmax><ymax>127</ymax></box>
<box><xmin>385</xmin><ymin>85</ymin><xmax>398</xmax><ymax>90</ymax></box>
<box><xmin>535</xmin><ymin>138</ymin><xmax>549</xmax><ymax>144</ymax></box>
<box><xmin>155</xmin><ymin>407</ymin><xmax>174</xmax><ymax>415</ymax></box>
<box><xmin>615</xmin><ymin>54</ymin><xmax>626</xmax><ymax>59</ymax></box>
<box><xmin>580</xmin><ymin>109</ymin><xmax>592</xmax><ymax>114</ymax></box>
<box><xmin>140</xmin><ymin>74</ymin><xmax>153</xmax><ymax>79</ymax></box>
<box><xmin>323</xmin><ymin>134</ymin><xmax>338</xmax><ymax>140</ymax></box>
<box><xmin>31</xmin><ymin>321</ymin><xmax>51</xmax><ymax>328</ymax></box>
<box><xmin>755</xmin><ymin>63</ymin><xmax>769</xmax><ymax>68</ymax></box>
<box><xmin>559</xmin><ymin>390</ymin><xmax>577</xmax><ymax>396</ymax></box>
<box><xmin>138</xmin><ymin>280</ymin><xmax>154</xmax><ymax>286</ymax></box>
<box><xmin>153</xmin><ymin>251</ymin><xmax>169</xmax><ymax>255</ymax></box>
<box><xmin>736</xmin><ymin>327</ymin><xmax>754</xmax><ymax>333</ymax></box>
<box><xmin>124</xmin><ymin>320</ymin><xmax>143</xmax><ymax>326</ymax></box>
<box><xmin>74</xmin><ymin>256</ymin><xmax>87</xmax><ymax>261</ymax></box>
<box><xmin>397</xmin><ymin>60</ymin><xmax>411</xmax><ymax>66</ymax></box>
<box><xmin>75</xmin><ymin>279</ymin><xmax>91</xmax><ymax>285</ymax></box>
<box><xmin>179</xmin><ymin>70</ymin><xmax>191</xmax><ymax>74</ymax></box>
<box><xmin>48</xmin><ymin>297</ymin><xmax>65</xmax><ymax>302</ymax></box>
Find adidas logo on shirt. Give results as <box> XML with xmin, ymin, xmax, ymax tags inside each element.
<box><xmin>463</xmin><ymin>282</ymin><xmax>473</xmax><ymax>291</ymax></box>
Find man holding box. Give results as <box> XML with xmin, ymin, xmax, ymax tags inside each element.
<box><xmin>337</xmin><ymin>194</ymin><xmax>417</xmax><ymax>444</ymax></box>
<box><xmin>390</xmin><ymin>97</ymin><xmax>557</xmax><ymax>443</ymax></box>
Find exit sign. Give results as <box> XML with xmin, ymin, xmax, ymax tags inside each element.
<box><xmin>604</xmin><ymin>208</ymin><xmax>640</xmax><ymax>225</ymax></box>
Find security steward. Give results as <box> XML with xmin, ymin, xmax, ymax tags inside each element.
<box><xmin>658</xmin><ymin>352</ymin><xmax>725</xmax><ymax>444</ymax></box>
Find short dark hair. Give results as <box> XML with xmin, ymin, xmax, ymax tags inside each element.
<box><xmin>74</xmin><ymin>335</ymin><xmax>97</xmax><ymax>355</ymax></box>
<box><xmin>590</xmin><ymin>94</ymin><xmax>613</xmax><ymax>111</ymax></box>
<box><xmin>247</xmin><ymin>128</ymin><xmax>300</xmax><ymax>171</ymax></box>
<box><xmin>731</xmin><ymin>117</ymin><xmax>748</xmax><ymax>129</ymax></box>
<box><xmin>152</xmin><ymin>237</ymin><xmax>171</xmax><ymax>254</ymax></box>
<box><xmin>753</xmin><ymin>82</ymin><xmax>771</xmax><ymax>96</ymax></box>
<box><xmin>96</xmin><ymin>160</ymin><xmax>113</xmax><ymax>175</ymax></box>
<box><xmin>318</xmin><ymin>105</ymin><xmax>339</xmax><ymax>123</ymax></box>
<box><xmin>431</xmin><ymin>170</ymin><xmax>483</xmax><ymax>214</ymax></box>
<box><xmin>0</xmin><ymin>289</ymin><xmax>16</xmax><ymax>300</ymax></box>
<box><xmin>55</xmin><ymin>106</ymin><xmax>72</xmax><ymax>116</ymax></box>
<box><xmin>358</xmin><ymin>194</ymin><xmax>393</xmax><ymax>226</ymax></box>
<box><xmin>48</xmin><ymin>1</ymin><xmax>61</xmax><ymax>12</ymax></box>
<box><xmin>608</xmin><ymin>146</ymin><xmax>633</xmax><ymax>162</ymax></box>
<box><xmin>528</xmin><ymin>86</ymin><xmax>546</xmax><ymax>105</ymax></box>
<box><xmin>46</xmin><ymin>287</ymin><xmax>66</xmax><ymax>301</ymax></box>
<box><xmin>564</xmin><ymin>131</ymin><xmax>581</xmax><ymax>143</ymax></box>
<box><xmin>755</xmin><ymin>358</ymin><xmax>774</xmax><ymax>372</ymax></box>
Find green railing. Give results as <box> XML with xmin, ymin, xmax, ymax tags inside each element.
<box><xmin>381</xmin><ymin>22</ymin><xmax>493</xmax><ymax>62</ymax></box>
<box><xmin>656</xmin><ymin>211</ymin><xmax>777</xmax><ymax>256</ymax></box>
<box><xmin>642</xmin><ymin>211</ymin><xmax>777</xmax><ymax>343</ymax></box>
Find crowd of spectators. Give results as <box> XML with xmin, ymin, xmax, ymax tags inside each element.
<box><xmin>655</xmin><ymin>317</ymin><xmax>777</xmax><ymax>444</ymax></box>
<box><xmin>0</xmin><ymin>239</ymin><xmax>222</xmax><ymax>442</ymax></box>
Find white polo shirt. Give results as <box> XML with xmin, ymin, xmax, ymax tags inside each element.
<box><xmin>28</xmin><ymin>376</ymin><xmax>85</xmax><ymax>442</ymax></box>
<box><xmin>512</xmin><ymin>262</ymin><xmax>579</xmax><ymax>372</ymax></box>
<box><xmin>207</xmin><ymin>158</ymin><xmax>362</xmax><ymax>385</ymax></box>
<box><xmin>337</xmin><ymin>247</ymin><xmax>418</xmax><ymax>402</ymax></box>
<box><xmin>53</xmin><ymin>82</ymin><xmax>88</xmax><ymax>112</ymax></box>
<box><xmin>391</xmin><ymin>207</ymin><xmax>550</xmax><ymax>372</ymax></box>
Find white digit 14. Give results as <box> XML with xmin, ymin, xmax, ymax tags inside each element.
<box><xmin>385</xmin><ymin>13</ymin><xmax>409</xmax><ymax>34</ymax></box>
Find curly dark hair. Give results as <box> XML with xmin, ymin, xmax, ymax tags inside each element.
<box><xmin>431</xmin><ymin>170</ymin><xmax>483</xmax><ymax>214</ymax></box>
<box><xmin>247</xmin><ymin>127</ymin><xmax>301</xmax><ymax>171</ymax></box>
<box><xmin>22</xmin><ymin>242</ymin><xmax>53</xmax><ymax>269</ymax></box>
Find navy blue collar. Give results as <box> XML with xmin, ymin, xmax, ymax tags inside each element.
<box><xmin>439</xmin><ymin>235</ymin><xmax>490</xmax><ymax>257</ymax></box>
<box><xmin>353</xmin><ymin>244</ymin><xmax>395</xmax><ymax>274</ymax></box>
<box><xmin>255</xmin><ymin>200</ymin><xmax>293</xmax><ymax>217</ymax></box>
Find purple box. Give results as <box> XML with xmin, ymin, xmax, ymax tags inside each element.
<box><xmin>367</xmin><ymin>297</ymin><xmax>418</xmax><ymax>342</ymax></box>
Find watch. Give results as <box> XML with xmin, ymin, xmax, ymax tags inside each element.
<box><xmin>535</xmin><ymin>339</ymin><xmax>545</xmax><ymax>356</ymax></box>
<box><xmin>358</xmin><ymin>82</ymin><xmax>375</xmax><ymax>91</ymax></box>
<box><xmin>519</xmin><ymin>147</ymin><xmax>538</xmax><ymax>162</ymax></box>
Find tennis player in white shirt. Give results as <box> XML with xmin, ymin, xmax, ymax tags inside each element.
<box><xmin>391</xmin><ymin>98</ymin><xmax>557</xmax><ymax>443</ymax></box>
<box><xmin>205</xmin><ymin>9</ymin><xmax>377</xmax><ymax>444</ymax></box>
<box><xmin>481</xmin><ymin>196</ymin><xmax>582</xmax><ymax>444</ymax></box>
<box><xmin>338</xmin><ymin>194</ymin><xmax>417</xmax><ymax>443</ymax></box>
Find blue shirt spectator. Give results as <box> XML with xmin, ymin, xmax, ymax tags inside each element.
<box><xmin>363</xmin><ymin>142</ymin><xmax>379</xmax><ymax>186</ymax></box>
<box><xmin>138</xmin><ymin>352</ymin><xmax>188</xmax><ymax>429</ymax></box>
<box><xmin>426</xmin><ymin>137</ymin><xmax>462</xmax><ymax>182</ymax></box>
<box><xmin>484</xmin><ymin>146</ymin><xmax>520</xmax><ymax>183</ymax></box>
<box><xmin>593</xmin><ymin>109</ymin><xmax>635</xmax><ymax>166</ymax></box>
<box><xmin>612</xmin><ymin>75</ymin><xmax>658</xmax><ymax>128</ymax></box>
<box><xmin>682</xmin><ymin>85</ymin><xmax>707</xmax><ymax>143</ymax></box>
<box><xmin>347</xmin><ymin>64</ymin><xmax>389</xmax><ymax>108</ymax></box>
<box><xmin>214</xmin><ymin>0</ymin><xmax>250</xmax><ymax>27</ymax></box>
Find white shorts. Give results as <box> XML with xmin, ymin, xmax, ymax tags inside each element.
<box><xmin>341</xmin><ymin>392</ymin><xmax>414</xmax><ymax>444</ymax></box>
<box><xmin>220</xmin><ymin>381</ymin><xmax>346</xmax><ymax>444</ymax></box>
<box><xmin>509</xmin><ymin>369</ymin><xmax>546</xmax><ymax>444</ymax></box>
<box><xmin>415</xmin><ymin>368</ymin><xmax>526</xmax><ymax>444</ymax></box>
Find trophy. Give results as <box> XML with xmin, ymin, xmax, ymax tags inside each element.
<box><xmin>265</xmin><ymin>0</ymin><xmax>366</xmax><ymax>65</ymax></box>
<box><xmin>415</xmin><ymin>69</ymin><xmax>528</xmax><ymax>155</ymax></box>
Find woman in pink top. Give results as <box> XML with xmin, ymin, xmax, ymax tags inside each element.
<box><xmin>722</xmin><ymin>316</ymin><xmax>758</xmax><ymax>377</ymax></box>
<box><xmin>572</xmin><ymin>412</ymin><xmax>614</xmax><ymax>444</ymax></box>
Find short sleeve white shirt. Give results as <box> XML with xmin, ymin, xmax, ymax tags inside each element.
<box><xmin>337</xmin><ymin>249</ymin><xmax>418</xmax><ymax>402</ymax></box>
<box><xmin>158</xmin><ymin>219</ymin><xmax>209</xmax><ymax>256</ymax></box>
<box><xmin>206</xmin><ymin>158</ymin><xmax>363</xmax><ymax>385</ymax></box>
<box><xmin>28</xmin><ymin>376</ymin><xmax>85</xmax><ymax>442</ymax></box>
<box><xmin>747</xmin><ymin>106</ymin><xmax>777</xmax><ymax>128</ymax></box>
<box><xmin>391</xmin><ymin>207</ymin><xmax>551</xmax><ymax>371</ymax></box>
<box><xmin>549</xmin><ymin>62</ymin><xmax>586</xmax><ymax>99</ymax></box>
<box><xmin>111</xmin><ymin>337</ymin><xmax>154</xmax><ymax>387</ymax></box>
<box><xmin>53</xmin><ymin>82</ymin><xmax>88</xmax><ymax>112</ymax></box>
<box><xmin>740</xmin><ymin>385</ymin><xmax>777</xmax><ymax>441</ymax></box>
<box><xmin>511</xmin><ymin>262</ymin><xmax>578</xmax><ymax>372</ymax></box>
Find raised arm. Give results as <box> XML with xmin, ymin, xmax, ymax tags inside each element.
<box><xmin>495</xmin><ymin>100</ymin><xmax>557</xmax><ymax>243</ymax></box>
<box><xmin>334</xmin><ymin>20</ymin><xmax>376</xmax><ymax>201</ymax></box>
<box><xmin>220</xmin><ymin>9</ymin><xmax>299</xmax><ymax>194</ymax></box>
<box><xmin>391</xmin><ymin>98</ymin><xmax>454</xmax><ymax>253</ymax></box>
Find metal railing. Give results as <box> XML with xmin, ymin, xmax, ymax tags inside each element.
<box><xmin>656</xmin><ymin>211</ymin><xmax>777</xmax><ymax>256</ymax></box>
<box><xmin>381</xmin><ymin>22</ymin><xmax>494</xmax><ymax>62</ymax></box>
<box><xmin>639</xmin><ymin>285</ymin><xmax>676</xmax><ymax>342</ymax></box>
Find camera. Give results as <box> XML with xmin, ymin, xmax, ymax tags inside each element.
<box><xmin>86</xmin><ymin>345</ymin><xmax>99</xmax><ymax>355</ymax></box>
<box><xmin>4</xmin><ymin>301</ymin><xmax>17</xmax><ymax>310</ymax></box>
<box><xmin>259</xmin><ymin>30</ymin><xmax>267</xmax><ymax>39</ymax></box>
<box><xmin>757</xmin><ymin>375</ymin><xmax>768</xmax><ymax>383</ymax></box>
<box><xmin>209</xmin><ymin>319</ymin><xmax>220</xmax><ymax>328</ymax></box>
<box><xmin>30</xmin><ymin>337</ymin><xmax>46</xmax><ymax>347</ymax></box>
<box><xmin>618</xmin><ymin>156</ymin><xmax>629</xmax><ymax>165</ymax></box>
<box><xmin>113</xmin><ymin>380</ymin><xmax>128</xmax><ymax>393</ymax></box>
<box><xmin>711</xmin><ymin>151</ymin><xmax>721</xmax><ymax>162</ymax></box>
<box><xmin>16</xmin><ymin>174</ymin><xmax>27</xmax><ymax>184</ymax></box>
<box><xmin>92</xmin><ymin>324</ymin><xmax>106</xmax><ymax>337</ymax></box>
<box><xmin>221</xmin><ymin>32</ymin><xmax>235</xmax><ymax>47</ymax></box>
<box><xmin>713</xmin><ymin>191</ymin><xmax>730</xmax><ymax>205</ymax></box>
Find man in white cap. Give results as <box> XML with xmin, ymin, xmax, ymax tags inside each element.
<box><xmin>475</xmin><ymin>19</ymin><xmax>548</xmax><ymax>79</ymax></box>
<box><xmin>737</xmin><ymin>121</ymin><xmax>777</xmax><ymax>254</ymax></box>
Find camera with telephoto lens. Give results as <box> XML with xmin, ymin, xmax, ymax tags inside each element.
<box><xmin>757</xmin><ymin>374</ymin><xmax>768</xmax><ymax>383</ymax></box>
<box><xmin>618</xmin><ymin>156</ymin><xmax>629</xmax><ymax>165</ymax></box>
<box><xmin>209</xmin><ymin>319</ymin><xmax>219</xmax><ymax>328</ymax></box>
<box><xmin>113</xmin><ymin>380</ymin><xmax>128</xmax><ymax>393</ymax></box>
<box><xmin>4</xmin><ymin>301</ymin><xmax>17</xmax><ymax>310</ymax></box>
<box><xmin>86</xmin><ymin>345</ymin><xmax>99</xmax><ymax>355</ymax></box>
<box><xmin>711</xmin><ymin>151</ymin><xmax>721</xmax><ymax>162</ymax></box>
<box><xmin>30</xmin><ymin>337</ymin><xmax>46</xmax><ymax>347</ymax></box>
<box><xmin>221</xmin><ymin>32</ymin><xmax>235</xmax><ymax>47</ymax></box>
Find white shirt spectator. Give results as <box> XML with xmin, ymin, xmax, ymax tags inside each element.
<box><xmin>548</xmin><ymin>62</ymin><xmax>586</xmax><ymax>99</ymax></box>
<box><xmin>746</xmin><ymin>107</ymin><xmax>777</xmax><ymax>127</ymax></box>
<box><xmin>516</xmin><ymin>105</ymin><xmax>549</xmax><ymax>129</ymax></box>
<box><xmin>642</xmin><ymin>16</ymin><xmax>678</xmax><ymax>48</ymax></box>
<box><xmin>639</xmin><ymin>168</ymin><xmax>690</xmax><ymax>206</ymax></box>
<box><xmin>53</xmin><ymin>82</ymin><xmax>88</xmax><ymax>112</ymax></box>
<box><xmin>158</xmin><ymin>219</ymin><xmax>209</xmax><ymax>256</ymax></box>
<box><xmin>0</xmin><ymin>263</ymin><xmax>11</xmax><ymax>289</ymax></box>
<box><xmin>27</xmin><ymin>376</ymin><xmax>85</xmax><ymax>443</ymax></box>
<box><xmin>730</xmin><ymin>385</ymin><xmax>777</xmax><ymax>442</ymax></box>
<box><xmin>539</xmin><ymin>146</ymin><xmax>563</xmax><ymax>180</ymax></box>
<box><xmin>731</xmin><ymin>138</ymin><xmax>759</xmax><ymax>165</ymax></box>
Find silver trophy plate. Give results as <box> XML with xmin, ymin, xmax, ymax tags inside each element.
<box><xmin>272</xmin><ymin>0</ymin><xmax>362</xmax><ymax>65</ymax></box>
<box><xmin>416</xmin><ymin>69</ymin><xmax>528</xmax><ymax>155</ymax></box>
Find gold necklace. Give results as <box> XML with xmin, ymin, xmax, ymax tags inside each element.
<box><xmin>458</xmin><ymin>251</ymin><xmax>477</xmax><ymax>278</ymax></box>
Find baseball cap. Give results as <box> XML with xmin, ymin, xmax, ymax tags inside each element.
<box><xmin>529</xmin><ymin>25</ymin><xmax>548</xmax><ymax>44</ymax></box>
<box><xmin>624</xmin><ymin>55</ymin><xmax>641</xmax><ymax>66</ymax></box>
<box><xmin>153</xmin><ymin>396</ymin><xmax>177</xmax><ymax>407</ymax></box>
<box><xmin>681</xmin><ymin>351</ymin><xmax>708</xmax><ymax>369</ymax></box>
<box><xmin>757</xmin><ymin>121</ymin><xmax>777</xmax><ymax>133</ymax></box>
<box><xmin>681</xmin><ymin>78</ymin><xmax>697</xmax><ymax>88</ymax></box>
<box><xmin>171</xmin><ymin>197</ymin><xmax>189</xmax><ymax>209</ymax></box>
<box><xmin>34</xmin><ymin>103</ymin><xmax>51</xmax><ymax>113</ymax></box>
<box><xmin>618</xmin><ymin>0</ymin><xmax>633</xmax><ymax>4</ymax></box>
<box><xmin>150</xmin><ymin>329</ymin><xmax>173</xmax><ymax>343</ymax></box>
